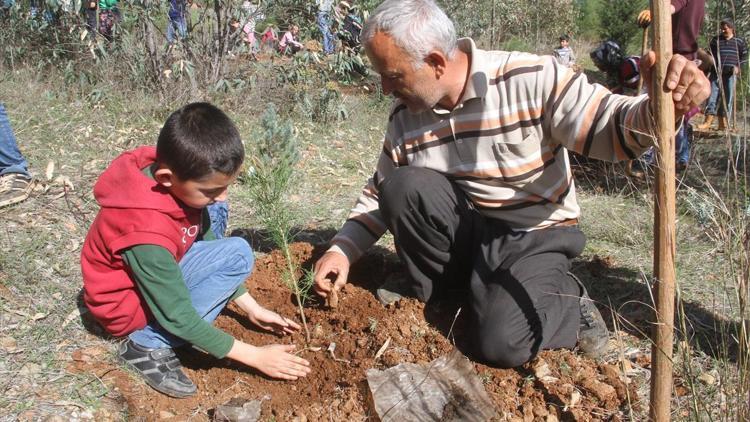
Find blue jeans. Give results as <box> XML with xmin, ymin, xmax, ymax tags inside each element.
<box><xmin>639</xmin><ymin>123</ymin><xmax>690</xmax><ymax>165</ymax></box>
<box><xmin>167</xmin><ymin>16</ymin><xmax>187</xmax><ymax>43</ymax></box>
<box><xmin>317</xmin><ymin>11</ymin><xmax>334</xmax><ymax>54</ymax></box>
<box><xmin>705</xmin><ymin>74</ymin><xmax>736</xmax><ymax>118</ymax></box>
<box><xmin>128</xmin><ymin>202</ymin><xmax>253</xmax><ymax>350</ymax></box>
<box><xmin>0</xmin><ymin>104</ymin><xmax>30</xmax><ymax>177</ymax></box>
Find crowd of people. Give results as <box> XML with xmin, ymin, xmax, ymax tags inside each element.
<box><xmin>553</xmin><ymin>0</ymin><xmax>746</xmax><ymax>175</ymax></box>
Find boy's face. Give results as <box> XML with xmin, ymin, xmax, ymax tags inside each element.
<box><xmin>560</xmin><ymin>39</ymin><xmax>569</xmax><ymax>48</ymax></box>
<box><xmin>156</xmin><ymin>168</ymin><xmax>238</xmax><ymax>209</ymax></box>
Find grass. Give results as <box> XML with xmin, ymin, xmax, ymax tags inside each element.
<box><xmin>0</xmin><ymin>42</ymin><xmax>748</xmax><ymax>420</ymax></box>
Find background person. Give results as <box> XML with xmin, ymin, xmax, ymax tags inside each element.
<box><xmin>0</xmin><ymin>103</ymin><xmax>33</xmax><ymax>208</ymax></box>
<box><xmin>698</xmin><ymin>18</ymin><xmax>748</xmax><ymax>131</ymax></box>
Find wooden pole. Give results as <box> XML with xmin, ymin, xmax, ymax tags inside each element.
<box><xmin>649</xmin><ymin>0</ymin><xmax>676</xmax><ymax>421</ymax></box>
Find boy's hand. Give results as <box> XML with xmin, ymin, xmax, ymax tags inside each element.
<box><xmin>248</xmin><ymin>306</ymin><xmax>300</xmax><ymax>336</ymax></box>
<box><xmin>313</xmin><ymin>251</ymin><xmax>350</xmax><ymax>298</ymax></box>
<box><xmin>227</xmin><ymin>341</ymin><xmax>310</xmax><ymax>380</ymax></box>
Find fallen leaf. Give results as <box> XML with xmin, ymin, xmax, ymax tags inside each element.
<box><xmin>374</xmin><ymin>337</ymin><xmax>391</xmax><ymax>360</ymax></box>
<box><xmin>697</xmin><ymin>373</ymin><xmax>716</xmax><ymax>386</ymax></box>
<box><xmin>45</xmin><ymin>160</ymin><xmax>55</xmax><ymax>181</ymax></box>
<box><xmin>31</xmin><ymin>312</ymin><xmax>48</xmax><ymax>321</ymax></box>
<box><xmin>570</xmin><ymin>390</ymin><xmax>581</xmax><ymax>408</ymax></box>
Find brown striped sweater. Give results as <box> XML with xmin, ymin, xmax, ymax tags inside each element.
<box><xmin>329</xmin><ymin>38</ymin><xmax>657</xmax><ymax>262</ymax></box>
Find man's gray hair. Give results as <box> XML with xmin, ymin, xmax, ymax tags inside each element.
<box><xmin>361</xmin><ymin>0</ymin><xmax>457</xmax><ymax>67</ymax></box>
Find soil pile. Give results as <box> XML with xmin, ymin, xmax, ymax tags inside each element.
<box><xmin>70</xmin><ymin>242</ymin><xmax>637</xmax><ymax>421</ymax></box>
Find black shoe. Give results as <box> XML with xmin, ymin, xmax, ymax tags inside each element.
<box><xmin>569</xmin><ymin>272</ymin><xmax>609</xmax><ymax>359</ymax></box>
<box><xmin>376</xmin><ymin>273</ymin><xmax>412</xmax><ymax>306</ymax></box>
<box><xmin>118</xmin><ymin>339</ymin><xmax>197</xmax><ymax>398</ymax></box>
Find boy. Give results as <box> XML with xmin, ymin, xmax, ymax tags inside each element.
<box><xmin>81</xmin><ymin>103</ymin><xmax>310</xmax><ymax>398</ymax></box>
<box><xmin>553</xmin><ymin>34</ymin><xmax>576</xmax><ymax>67</ymax></box>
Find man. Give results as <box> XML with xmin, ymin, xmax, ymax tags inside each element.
<box><xmin>317</xmin><ymin>0</ymin><xmax>335</xmax><ymax>55</ymax></box>
<box><xmin>314</xmin><ymin>0</ymin><xmax>709</xmax><ymax>368</ymax></box>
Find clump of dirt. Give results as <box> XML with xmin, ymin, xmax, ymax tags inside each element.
<box><xmin>69</xmin><ymin>242</ymin><xmax>638</xmax><ymax>420</ymax></box>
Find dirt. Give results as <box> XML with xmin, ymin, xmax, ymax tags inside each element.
<box><xmin>69</xmin><ymin>242</ymin><xmax>639</xmax><ymax>421</ymax></box>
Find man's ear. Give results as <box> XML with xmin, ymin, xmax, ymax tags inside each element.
<box><xmin>154</xmin><ymin>167</ymin><xmax>175</xmax><ymax>187</ymax></box>
<box><xmin>425</xmin><ymin>51</ymin><xmax>447</xmax><ymax>78</ymax></box>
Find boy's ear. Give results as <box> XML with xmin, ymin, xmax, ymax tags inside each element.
<box><xmin>153</xmin><ymin>167</ymin><xmax>175</xmax><ymax>187</ymax></box>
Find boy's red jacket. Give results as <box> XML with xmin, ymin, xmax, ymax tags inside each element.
<box><xmin>81</xmin><ymin>146</ymin><xmax>203</xmax><ymax>337</ymax></box>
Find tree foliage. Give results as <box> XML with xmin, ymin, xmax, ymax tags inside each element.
<box><xmin>597</xmin><ymin>0</ymin><xmax>646</xmax><ymax>52</ymax></box>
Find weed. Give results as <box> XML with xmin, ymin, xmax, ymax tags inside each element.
<box><xmin>368</xmin><ymin>317</ymin><xmax>378</xmax><ymax>333</ymax></box>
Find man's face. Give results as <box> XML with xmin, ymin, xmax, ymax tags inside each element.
<box><xmin>721</xmin><ymin>24</ymin><xmax>733</xmax><ymax>37</ymax></box>
<box><xmin>365</xmin><ymin>32</ymin><xmax>444</xmax><ymax>113</ymax></box>
<box><xmin>167</xmin><ymin>170</ymin><xmax>237</xmax><ymax>209</ymax></box>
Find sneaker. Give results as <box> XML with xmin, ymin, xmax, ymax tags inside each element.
<box><xmin>569</xmin><ymin>272</ymin><xmax>609</xmax><ymax>359</ymax></box>
<box><xmin>0</xmin><ymin>173</ymin><xmax>32</xmax><ymax>208</ymax></box>
<box><xmin>376</xmin><ymin>273</ymin><xmax>412</xmax><ymax>306</ymax></box>
<box><xmin>118</xmin><ymin>339</ymin><xmax>197</xmax><ymax>398</ymax></box>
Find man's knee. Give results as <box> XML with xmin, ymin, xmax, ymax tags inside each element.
<box><xmin>474</xmin><ymin>330</ymin><xmax>538</xmax><ymax>368</ymax></box>
<box><xmin>379</xmin><ymin>167</ymin><xmax>446</xmax><ymax>215</ymax></box>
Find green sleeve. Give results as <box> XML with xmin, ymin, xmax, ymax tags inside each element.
<box><xmin>121</xmin><ymin>245</ymin><xmax>235</xmax><ymax>358</ymax></box>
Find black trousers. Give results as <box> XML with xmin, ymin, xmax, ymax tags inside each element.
<box><xmin>379</xmin><ymin>167</ymin><xmax>585</xmax><ymax>368</ymax></box>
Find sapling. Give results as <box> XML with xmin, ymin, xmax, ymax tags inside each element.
<box><xmin>245</xmin><ymin>105</ymin><xmax>312</xmax><ymax>343</ymax></box>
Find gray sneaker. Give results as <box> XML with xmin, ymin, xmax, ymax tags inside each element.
<box><xmin>0</xmin><ymin>173</ymin><xmax>32</xmax><ymax>208</ymax></box>
<box><xmin>376</xmin><ymin>273</ymin><xmax>412</xmax><ymax>306</ymax></box>
<box><xmin>569</xmin><ymin>272</ymin><xmax>609</xmax><ymax>359</ymax></box>
<box><xmin>118</xmin><ymin>339</ymin><xmax>196</xmax><ymax>398</ymax></box>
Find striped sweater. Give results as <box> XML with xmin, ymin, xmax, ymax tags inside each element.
<box><xmin>330</xmin><ymin>38</ymin><xmax>658</xmax><ymax>262</ymax></box>
<box><xmin>709</xmin><ymin>35</ymin><xmax>748</xmax><ymax>71</ymax></box>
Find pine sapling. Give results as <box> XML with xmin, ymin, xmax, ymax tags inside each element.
<box><xmin>245</xmin><ymin>105</ymin><xmax>312</xmax><ymax>343</ymax></box>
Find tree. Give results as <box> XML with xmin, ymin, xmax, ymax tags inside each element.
<box><xmin>598</xmin><ymin>0</ymin><xmax>646</xmax><ymax>52</ymax></box>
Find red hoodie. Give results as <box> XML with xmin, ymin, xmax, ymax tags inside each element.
<box><xmin>81</xmin><ymin>146</ymin><xmax>203</xmax><ymax>337</ymax></box>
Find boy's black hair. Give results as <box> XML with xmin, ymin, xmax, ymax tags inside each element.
<box><xmin>559</xmin><ymin>34</ymin><xmax>570</xmax><ymax>42</ymax></box>
<box><xmin>156</xmin><ymin>102</ymin><xmax>244</xmax><ymax>181</ymax></box>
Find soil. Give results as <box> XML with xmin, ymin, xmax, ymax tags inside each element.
<box><xmin>69</xmin><ymin>242</ymin><xmax>640</xmax><ymax>421</ymax></box>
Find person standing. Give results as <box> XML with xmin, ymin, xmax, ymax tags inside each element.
<box><xmin>698</xmin><ymin>18</ymin><xmax>748</xmax><ymax>131</ymax></box>
<box><xmin>553</xmin><ymin>35</ymin><xmax>576</xmax><ymax>67</ymax></box>
<box><xmin>0</xmin><ymin>103</ymin><xmax>33</xmax><ymax>208</ymax></box>
<box><xmin>637</xmin><ymin>0</ymin><xmax>705</xmax><ymax>170</ymax></box>
<box><xmin>317</xmin><ymin>0</ymin><xmax>335</xmax><ymax>55</ymax></box>
<box><xmin>167</xmin><ymin>0</ymin><xmax>187</xmax><ymax>44</ymax></box>
<box><xmin>98</xmin><ymin>0</ymin><xmax>119</xmax><ymax>42</ymax></box>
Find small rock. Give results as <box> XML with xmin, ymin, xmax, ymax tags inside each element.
<box><xmin>533</xmin><ymin>361</ymin><xmax>552</xmax><ymax>379</ymax></box>
<box><xmin>19</xmin><ymin>363</ymin><xmax>41</xmax><ymax>376</ymax></box>
<box><xmin>697</xmin><ymin>373</ymin><xmax>716</xmax><ymax>385</ymax></box>
<box><xmin>0</xmin><ymin>336</ymin><xmax>18</xmax><ymax>352</ymax></box>
<box><xmin>356</xmin><ymin>338</ymin><xmax>368</xmax><ymax>348</ymax></box>
<box><xmin>44</xmin><ymin>416</ymin><xmax>66</xmax><ymax>422</ymax></box>
<box><xmin>570</xmin><ymin>390</ymin><xmax>581</xmax><ymax>408</ymax></box>
<box><xmin>291</xmin><ymin>411</ymin><xmax>307</xmax><ymax>422</ymax></box>
<box><xmin>398</xmin><ymin>323</ymin><xmax>411</xmax><ymax>337</ymax></box>
<box><xmin>312</xmin><ymin>325</ymin><xmax>325</xmax><ymax>339</ymax></box>
<box><xmin>159</xmin><ymin>410</ymin><xmax>175</xmax><ymax>419</ymax></box>
<box><xmin>213</xmin><ymin>399</ymin><xmax>262</xmax><ymax>422</ymax></box>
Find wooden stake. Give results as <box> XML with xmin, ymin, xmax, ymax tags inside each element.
<box><xmin>649</xmin><ymin>1</ymin><xmax>676</xmax><ymax>421</ymax></box>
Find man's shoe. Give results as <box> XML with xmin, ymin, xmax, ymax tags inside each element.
<box><xmin>0</xmin><ymin>173</ymin><xmax>32</xmax><ymax>208</ymax></box>
<box><xmin>118</xmin><ymin>339</ymin><xmax>197</xmax><ymax>398</ymax></box>
<box><xmin>569</xmin><ymin>273</ymin><xmax>609</xmax><ymax>359</ymax></box>
<box><xmin>376</xmin><ymin>273</ymin><xmax>412</xmax><ymax>306</ymax></box>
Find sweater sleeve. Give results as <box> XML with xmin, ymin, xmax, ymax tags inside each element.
<box><xmin>121</xmin><ymin>245</ymin><xmax>234</xmax><ymax>358</ymax></box>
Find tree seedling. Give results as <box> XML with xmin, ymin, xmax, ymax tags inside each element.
<box><xmin>245</xmin><ymin>105</ymin><xmax>311</xmax><ymax>343</ymax></box>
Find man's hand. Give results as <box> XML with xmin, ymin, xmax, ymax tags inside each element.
<box><xmin>313</xmin><ymin>251</ymin><xmax>350</xmax><ymax>298</ymax></box>
<box><xmin>227</xmin><ymin>341</ymin><xmax>311</xmax><ymax>380</ymax></box>
<box><xmin>640</xmin><ymin>52</ymin><xmax>711</xmax><ymax>115</ymax></box>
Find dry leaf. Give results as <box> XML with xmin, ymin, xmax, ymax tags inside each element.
<box><xmin>31</xmin><ymin>312</ymin><xmax>47</xmax><ymax>321</ymax></box>
<box><xmin>45</xmin><ymin>160</ymin><xmax>55</xmax><ymax>181</ymax></box>
<box><xmin>374</xmin><ymin>336</ymin><xmax>391</xmax><ymax>360</ymax></box>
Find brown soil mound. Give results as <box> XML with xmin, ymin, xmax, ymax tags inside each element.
<box><xmin>70</xmin><ymin>242</ymin><xmax>637</xmax><ymax>421</ymax></box>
